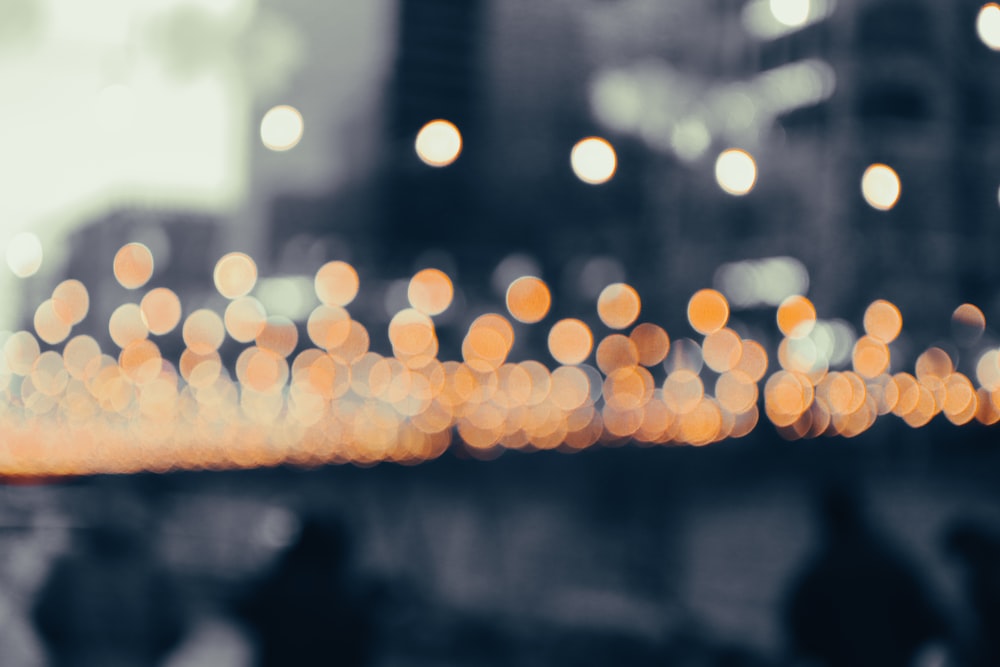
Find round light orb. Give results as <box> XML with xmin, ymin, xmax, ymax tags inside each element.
<box><xmin>6</xmin><ymin>232</ymin><xmax>43</xmax><ymax>278</ymax></box>
<box><xmin>260</xmin><ymin>105</ymin><xmax>304</xmax><ymax>151</ymax></box>
<box><xmin>570</xmin><ymin>137</ymin><xmax>617</xmax><ymax>185</ymax></box>
<box><xmin>770</xmin><ymin>0</ymin><xmax>811</xmax><ymax>27</ymax></box>
<box><xmin>415</xmin><ymin>119</ymin><xmax>462</xmax><ymax>167</ymax></box>
<box><xmin>714</xmin><ymin>149</ymin><xmax>757</xmax><ymax>196</ymax></box>
<box><xmin>861</xmin><ymin>163</ymin><xmax>901</xmax><ymax>211</ymax></box>
<box><xmin>977</xmin><ymin>3</ymin><xmax>1000</xmax><ymax>50</ymax></box>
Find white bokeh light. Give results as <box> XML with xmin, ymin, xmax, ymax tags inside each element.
<box><xmin>415</xmin><ymin>119</ymin><xmax>462</xmax><ymax>167</ymax></box>
<box><xmin>260</xmin><ymin>105</ymin><xmax>304</xmax><ymax>151</ymax></box>
<box><xmin>714</xmin><ymin>149</ymin><xmax>757</xmax><ymax>196</ymax></box>
<box><xmin>570</xmin><ymin>137</ymin><xmax>617</xmax><ymax>185</ymax></box>
<box><xmin>861</xmin><ymin>164</ymin><xmax>901</xmax><ymax>211</ymax></box>
<box><xmin>769</xmin><ymin>0</ymin><xmax>811</xmax><ymax>27</ymax></box>
<box><xmin>6</xmin><ymin>232</ymin><xmax>43</xmax><ymax>278</ymax></box>
<box><xmin>977</xmin><ymin>3</ymin><xmax>1000</xmax><ymax>50</ymax></box>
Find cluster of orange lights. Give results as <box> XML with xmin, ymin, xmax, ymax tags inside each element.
<box><xmin>0</xmin><ymin>244</ymin><xmax>997</xmax><ymax>476</ymax></box>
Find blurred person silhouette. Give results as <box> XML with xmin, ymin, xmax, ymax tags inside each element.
<box><xmin>31</xmin><ymin>518</ymin><xmax>187</xmax><ymax>667</ymax></box>
<box><xmin>944</xmin><ymin>518</ymin><xmax>1000</xmax><ymax>667</ymax></box>
<box><xmin>234</xmin><ymin>514</ymin><xmax>375</xmax><ymax>667</ymax></box>
<box><xmin>782</xmin><ymin>484</ymin><xmax>946</xmax><ymax>667</ymax></box>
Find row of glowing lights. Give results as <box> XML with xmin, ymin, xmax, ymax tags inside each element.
<box><xmin>258</xmin><ymin>109</ymin><xmax>924</xmax><ymax>213</ymax></box>
<box><xmin>769</xmin><ymin>1</ymin><xmax>1000</xmax><ymax>42</ymax></box>
<box><xmin>0</xmin><ymin>244</ymin><xmax>998</xmax><ymax>475</ymax></box>
<box><xmin>254</xmin><ymin>2</ymin><xmax>1000</xmax><ymax>188</ymax></box>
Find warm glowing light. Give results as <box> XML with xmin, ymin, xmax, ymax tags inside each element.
<box><xmin>597</xmin><ymin>283</ymin><xmax>641</xmax><ymax>330</ymax></box>
<box><xmin>256</xmin><ymin>316</ymin><xmax>299</xmax><ymax>358</ymax></box>
<box><xmin>952</xmin><ymin>303</ymin><xmax>986</xmax><ymax>344</ymax></box>
<box><xmin>596</xmin><ymin>334</ymin><xmax>639</xmax><ymax>375</ymax></box>
<box><xmin>852</xmin><ymin>336</ymin><xmax>890</xmax><ymax>378</ymax></box>
<box><xmin>703</xmin><ymin>328</ymin><xmax>743</xmax><ymax>373</ymax></box>
<box><xmin>140</xmin><ymin>288</ymin><xmax>182</xmax><ymax>336</ymax></box>
<box><xmin>861</xmin><ymin>164</ymin><xmax>901</xmax><ymax>211</ymax></box>
<box><xmin>214</xmin><ymin>252</ymin><xmax>258</xmax><ymax>299</ymax></box>
<box><xmin>408</xmin><ymin>269</ymin><xmax>454</xmax><ymax>316</ymax></box>
<box><xmin>6</xmin><ymin>232</ymin><xmax>43</xmax><ymax>278</ymax></box>
<box><xmin>776</xmin><ymin>295</ymin><xmax>816</xmax><ymax>338</ymax></box>
<box><xmin>2</xmin><ymin>230</ymin><xmax>1000</xmax><ymax>475</ymax></box>
<box><xmin>109</xmin><ymin>303</ymin><xmax>148</xmax><ymax>349</ymax></box>
<box><xmin>34</xmin><ymin>300</ymin><xmax>70</xmax><ymax>345</ymax></box>
<box><xmin>735</xmin><ymin>340</ymin><xmax>769</xmax><ymax>382</ymax></box>
<box><xmin>630</xmin><ymin>323</ymin><xmax>670</xmax><ymax>367</ymax></box>
<box><xmin>183</xmin><ymin>309</ymin><xmax>225</xmax><ymax>355</ymax></box>
<box><xmin>977</xmin><ymin>3</ymin><xmax>1000</xmax><ymax>50</ymax></box>
<box><xmin>315</xmin><ymin>260</ymin><xmax>359</xmax><ymax>307</ymax></box>
<box><xmin>226</xmin><ymin>297</ymin><xmax>268</xmax><ymax>344</ymax></box>
<box><xmin>415</xmin><ymin>119</ymin><xmax>462</xmax><ymax>167</ymax></box>
<box><xmin>863</xmin><ymin>300</ymin><xmax>903</xmax><ymax>344</ymax></box>
<box><xmin>769</xmin><ymin>0</ymin><xmax>811</xmax><ymax>27</ymax></box>
<box><xmin>260</xmin><ymin>105</ymin><xmax>304</xmax><ymax>151</ymax></box>
<box><xmin>687</xmin><ymin>289</ymin><xmax>730</xmax><ymax>335</ymax></box>
<box><xmin>714</xmin><ymin>149</ymin><xmax>757</xmax><ymax>196</ymax></box>
<box><xmin>548</xmin><ymin>319</ymin><xmax>593</xmax><ymax>366</ymax></box>
<box><xmin>570</xmin><ymin>137</ymin><xmax>617</xmax><ymax>185</ymax></box>
<box><xmin>915</xmin><ymin>347</ymin><xmax>953</xmax><ymax>381</ymax></box>
<box><xmin>5</xmin><ymin>331</ymin><xmax>39</xmax><ymax>376</ymax></box>
<box><xmin>506</xmin><ymin>277</ymin><xmax>552</xmax><ymax>324</ymax></box>
<box><xmin>52</xmin><ymin>280</ymin><xmax>89</xmax><ymax>326</ymax></box>
<box><xmin>113</xmin><ymin>243</ymin><xmax>154</xmax><ymax>290</ymax></box>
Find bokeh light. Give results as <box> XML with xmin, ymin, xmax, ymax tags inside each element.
<box><xmin>260</xmin><ymin>105</ymin><xmax>304</xmax><ymax>151</ymax></box>
<box><xmin>183</xmin><ymin>309</ymin><xmax>226</xmax><ymax>355</ymax></box>
<box><xmin>597</xmin><ymin>283</ymin><xmax>641</xmax><ymax>330</ymax></box>
<box><xmin>506</xmin><ymin>276</ymin><xmax>552</xmax><ymax>324</ymax></box>
<box><xmin>630</xmin><ymin>323</ymin><xmax>670</xmax><ymax>367</ymax></box>
<box><xmin>140</xmin><ymin>288</ymin><xmax>182</xmax><ymax>336</ymax></box>
<box><xmin>714</xmin><ymin>149</ymin><xmax>757</xmax><ymax>196</ymax></box>
<box><xmin>769</xmin><ymin>0</ymin><xmax>811</xmax><ymax>27</ymax></box>
<box><xmin>315</xmin><ymin>260</ymin><xmax>360</xmax><ymax>307</ymax></box>
<box><xmin>415</xmin><ymin>119</ymin><xmax>462</xmax><ymax>167</ymax></box>
<box><xmin>570</xmin><ymin>137</ymin><xmax>617</xmax><ymax>185</ymax></box>
<box><xmin>51</xmin><ymin>279</ymin><xmax>89</xmax><ymax>326</ymax></box>
<box><xmin>214</xmin><ymin>252</ymin><xmax>258</xmax><ymax>300</ymax></box>
<box><xmin>977</xmin><ymin>3</ymin><xmax>1000</xmax><ymax>50</ymax></box>
<box><xmin>863</xmin><ymin>300</ymin><xmax>903</xmax><ymax>344</ymax></box>
<box><xmin>952</xmin><ymin>303</ymin><xmax>986</xmax><ymax>344</ymax></box>
<box><xmin>6</xmin><ymin>232</ymin><xmax>43</xmax><ymax>278</ymax></box>
<box><xmin>408</xmin><ymin>268</ymin><xmax>454</xmax><ymax>316</ymax></box>
<box><xmin>687</xmin><ymin>289</ymin><xmax>730</xmax><ymax>335</ymax></box>
<box><xmin>861</xmin><ymin>163</ymin><xmax>901</xmax><ymax>211</ymax></box>
<box><xmin>548</xmin><ymin>319</ymin><xmax>593</xmax><ymax>365</ymax></box>
<box><xmin>776</xmin><ymin>295</ymin><xmax>817</xmax><ymax>338</ymax></box>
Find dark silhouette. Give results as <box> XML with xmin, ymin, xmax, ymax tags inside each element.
<box><xmin>235</xmin><ymin>515</ymin><xmax>375</xmax><ymax>667</ymax></box>
<box><xmin>945</xmin><ymin>518</ymin><xmax>1000</xmax><ymax>667</ymax></box>
<box><xmin>782</xmin><ymin>485</ymin><xmax>945</xmax><ymax>667</ymax></box>
<box><xmin>31</xmin><ymin>522</ymin><xmax>187</xmax><ymax>667</ymax></box>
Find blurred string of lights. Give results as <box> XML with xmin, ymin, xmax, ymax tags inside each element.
<box><xmin>0</xmin><ymin>242</ymin><xmax>998</xmax><ymax>477</ymax></box>
<box><xmin>0</xmin><ymin>4</ymin><xmax>998</xmax><ymax>475</ymax></box>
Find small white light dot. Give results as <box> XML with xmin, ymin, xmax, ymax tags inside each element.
<box><xmin>415</xmin><ymin>120</ymin><xmax>462</xmax><ymax>167</ymax></box>
<box><xmin>861</xmin><ymin>164</ymin><xmax>901</xmax><ymax>211</ymax></box>
<box><xmin>977</xmin><ymin>3</ymin><xmax>1000</xmax><ymax>50</ymax></box>
<box><xmin>769</xmin><ymin>0</ymin><xmax>811</xmax><ymax>28</ymax></box>
<box><xmin>714</xmin><ymin>149</ymin><xmax>757</xmax><ymax>196</ymax></box>
<box><xmin>6</xmin><ymin>232</ymin><xmax>43</xmax><ymax>278</ymax></box>
<box><xmin>260</xmin><ymin>105</ymin><xmax>304</xmax><ymax>152</ymax></box>
<box><xmin>571</xmin><ymin>137</ymin><xmax>617</xmax><ymax>185</ymax></box>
